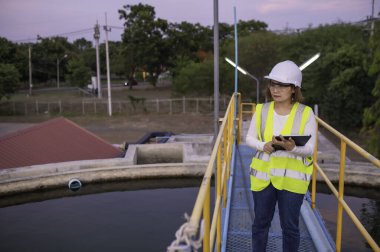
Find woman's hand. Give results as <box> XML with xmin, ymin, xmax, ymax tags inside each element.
<box><xmin>263</xmin><ymin>141</ymin><xmax>275</xmax><ymax>154</ymax></box>
<box><xmin>272</xmin><ymin>135</ymin><xmax>296</xmax><ymax>151</ymax></box>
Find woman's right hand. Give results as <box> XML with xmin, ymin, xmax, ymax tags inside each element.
<box><xmin>263</xmin><ymin>142</ymin><xmax>275</xmax><ymax>154</ymax></box>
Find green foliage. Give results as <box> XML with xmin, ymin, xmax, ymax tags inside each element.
<box><xmin>319</xmin><ymin>44</ymin><xmax>373</xmax><ymax>130</ymax></box>
<box><xmin>31</xmin><ymin>36</ymin><xmax>75</xmax><ymax>85</ymax></box>
<box><xmin>219</xmin><ymin>20</ymin><xmax>268</xmax><ymax>43</ymax></box>
<box><xmin>128</xmin><ymin>95</ymin><xmax>146</xmax><ymax>112</ymax></box>
<box><xmin>119</xmin><ymin>3</ymin><xmax>170</xmax><ymax>85</ymax></box>
<box><xmin>362</xmin><ymin>21</ymin><xmax>380</xmax><ymax>158</ymax></box>
<box><xmin>236</xmin><ymin>19</ymin><xmax>268</xmax><ymax>37</ymax></box>
<box><xmin>167</xmin><ymin>21</ymin><xmax>212</xmax><ymax>64</ymax></box>
<box><xmin>0</xmin><ymin>38</ymin><xmax>29</xmax><ymax>84</ymax></box>
<box><xmin>65</xmin><ymin>58</ymin><xmax>91</xmax><ymax>88</ymax></box>
<box><xmin>108</xmin><ymin>41</ymin><xmax>126</xmax><ymax>79</ymax></box>
<box><xmin>172</xmin><ymin>59</ymin><xmax>234</xmax><ymax>96</ymax></box>
<box><xmin>0</xmin><ymin>37</ymin><xmax>17</xmax><ymax>63</ymax></box>
<box><xmin>0</xmin><ymin>63</ymin><xmax>20</xmax><ymax>100</ymax></box>
<box><xmin>223</xmin><ymin>31</ymin><xmax>281</xmax><ymax>101</ymax></box>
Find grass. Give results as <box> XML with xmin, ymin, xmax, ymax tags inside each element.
<box><xmin>10</xmin><ymin>84</ymin><xmax>174</xmax><ymax>103</ymax></box>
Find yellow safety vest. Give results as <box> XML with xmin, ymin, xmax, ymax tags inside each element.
<box><xmin>250</xmin><ymin>101</ymin><xmax>313</xmax><ymax>194</ymax></box>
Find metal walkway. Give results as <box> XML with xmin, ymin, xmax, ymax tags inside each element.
<box><xmin>223</xmin><ymin>143</ymin><xmax>333</xmax><ymax>252</ymax></box>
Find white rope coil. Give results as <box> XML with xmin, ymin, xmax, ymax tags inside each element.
<box><xmin>167</xmin><ymin>213</ymin><xmax>205</xmax><ymax>252</ymax></box>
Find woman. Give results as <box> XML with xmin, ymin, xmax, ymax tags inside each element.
<box><xmin>246</xmin><ymin>60</ymin><xmax>317</xmax><ymax>252</ymax></box>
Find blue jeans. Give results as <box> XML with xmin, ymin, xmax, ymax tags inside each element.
<box><xmin>251</xmin><ymin>183</ymin><xmax>304</xmax><ymax>252</ymax></box>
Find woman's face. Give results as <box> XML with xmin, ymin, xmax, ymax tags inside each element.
<box><xmin>268</xmin><ymin>80</ymin><xmax>295</xmax><ymax>103</ymax></box>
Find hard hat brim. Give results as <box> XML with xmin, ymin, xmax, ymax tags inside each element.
<box><xmin>264</xmin><ymin>76</ymin><xmax>301</xmax><ymax>87</ymax></box>
<box><xmin>264</xmin><ymin>75</ymin><xmax>292</xmax><ymax>85</ymax></box>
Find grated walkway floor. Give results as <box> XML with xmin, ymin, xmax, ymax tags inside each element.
<box><xmin>224</xmin><ymin>144</ymin><xmax>317</xmax><ymax>252</ymax></box>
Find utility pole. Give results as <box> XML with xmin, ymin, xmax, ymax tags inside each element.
<box><xmin>57</xmin><ymin>54</ymin><xmax>67</xmax><ymax>89</ymax></box>
<box><xmin>213</xmin><ymin>0</ymin><xmax>219</xmax><ymax>142</ymax></box>
<box><xmin>28</xmin><ymin>46</ymin><xmax>33</xmax><ymax>96</ymax></box>
<box><xmin>370</xmin><ymin>0</ymin><xmax>375</xmax><ymax>37</ymax></box>
<box><xmin>104</xmin><ymin>13</ymin><xmax>112</xmax><ymax>116</ymax></box>
<box><xmin>94</xmin><ymin>21</ymin><xmax>102</xmax><ymax>98</ymax></box>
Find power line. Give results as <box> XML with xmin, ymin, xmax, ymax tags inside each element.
<box><xmin>13</xmin><ymin>28</ymin><xmax>93</xmax><ymax>43</ymax></box>
<box><xmin>108</xmin><ymin>25</ymin><xmax>124</xmax><ymax>30</ymax></box>
<box><xmin>13</xmin><ymin>26</ymin><xmax>123</xmax><ymax>43</ymax></box>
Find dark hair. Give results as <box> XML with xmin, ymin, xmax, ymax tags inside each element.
<box><xmin>265</xmin><ymin>85</ymin><xmax>303</xmax><ymax>103</ymax></box>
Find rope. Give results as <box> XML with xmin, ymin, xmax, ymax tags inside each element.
<box><xmin>167</xmin><ymin>213</ymin><xmax>205</xmax><ymax>252</ymax></box>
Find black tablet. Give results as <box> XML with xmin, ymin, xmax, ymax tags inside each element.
<box><xmin>275</xmin><ymin>135</ymin><xmax>312</xmax><ymax>146</ymax></box>
<box><xmin>272</xmin><ymin>135</ymin><xmax>311</xmax><ymax>151</ymax></box>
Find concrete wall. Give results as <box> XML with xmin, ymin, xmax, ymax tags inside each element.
<box><xmin>0</xmin><ymin>162</ymin><xmax>207</xmax><ymax>197</ymax></box>
<box><xmin>315</xmin><ymin>161</ymin><xmax>380</xmax><ymax>187</ymax></box>
<box><xmin>0</xmin><ymin>136</ymin><xmax>213</xmax><ymax>197</ymax></box>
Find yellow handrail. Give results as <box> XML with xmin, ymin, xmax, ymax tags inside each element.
<box><xmin>170</xmin><ymin>93</ymin><xmax>239</xmax><ymax>252</ymax></box>
<box><xmin>169</xmin><ymin>98</ymin><xmax>380</xmax><ymax>252</ymax></box>
<box><xmin>238</xmin><ymin>105</ymin><xmax>380</xmax><ymax>251</ymax></box>
<box><xmin>312</xmin><ymin>116</ymin><xmax>380</xmax><ymax>252</ymax></box>
<box><xmin>237</xmin><ymin>104</ymin><xmax>380</xmax><ymax>251</ymax></box>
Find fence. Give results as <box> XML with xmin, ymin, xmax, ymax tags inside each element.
<box><xmin>0</xmin><ymin>97</ymin><xmax>233</xmax><ymax>116</ymax></box>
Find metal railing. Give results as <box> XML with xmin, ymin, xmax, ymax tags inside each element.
<box><xmin>169</xmin><ymin>96</ymin><xmax>380</xmax><ymax>252</ymax></box>
<box><xmin>168</xmin><ymin>93</ymin><xmax>239</xmax><ymax>252</ymax></box>
<box><xmin>240</xmin><ymin>102</ymin><xmax>380</xmax><ymax>252</ymax></box>
<box><xmin>0</xmin><ymin>97</ymin><xmax>230</xmax><ymax>116</ymax></box>
<box><xmin>311</xmin><ymin>117</ymin><xmax>380</xmax><ymax>252</ymax></box>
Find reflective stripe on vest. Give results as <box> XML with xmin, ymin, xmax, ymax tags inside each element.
<box><xmin>251</xmin><ymin>165</ymin><xmax>313</xmax><ymax>181</ymax></box>
<box><xmin>250</xmin><ymin>101</ymin><xmax>313</xmax><ymax>194</ymax></box>
<box><xmin>270</xmin><ymin>168</ymin><xmax>311</xmax><ymax>181</ymax></box>
<box><xmin>250</xmin><ymin>168</ymin><xmax>269</xmax><ymax>181</ymax></box>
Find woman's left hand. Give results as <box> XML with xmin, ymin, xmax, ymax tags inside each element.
<box><xmin>272</xmin><ymin>135</ymin><xmax>296</xmax><ymax>151</ymax></box>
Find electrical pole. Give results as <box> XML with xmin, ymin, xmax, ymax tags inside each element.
<box><xmin>28</xmin><ymin>46</ymin><xmax>33</xmax><ymax>96</ymax></box>
<box><xmin>94</xmin><ymin>21</ymin><xmax>102</xmax><ymax>98</ymax></box>
<box><xmin>371</xmin><ymin>0</ymin><xmax>375</xmax><ymax>37</ymax></box>
<box><xmin>104</xmin><ymin>13</ymin><xmax>112</xmax><ymax>116</ymax></box>
<box><xmin>213</xmin><ymin>0</ymin><xmax>219</xmax><ymax>142</ymax></box>
<box><xmin>57</xmin><ymin>58</ymin><xmax>60</xmax><ymax>88</ymax></box>
<box><xmin>57</xmin><ymin>54</ymin><xmax>67</xmax><ymax>89</ymax></box>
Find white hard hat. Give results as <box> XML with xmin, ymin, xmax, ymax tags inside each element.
<box><xmin>264</xmin><ymin>60</ymin><xmax>302</xmax><ymax>87</ymax></box>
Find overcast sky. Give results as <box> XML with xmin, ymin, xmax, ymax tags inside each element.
<box><xmin>0</xmin><ymin>0</ymin><xmax>379</xmax><ymax>43</ymax></box>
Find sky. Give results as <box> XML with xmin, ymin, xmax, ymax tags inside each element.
<box><xmin>0</xmin><ymin>0</ymin><xmax>379</xmax><ymax>43</ymax></box>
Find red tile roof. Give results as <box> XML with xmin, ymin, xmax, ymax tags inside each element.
<box><xmin>0</xmin><ymin>117</ymin><xmax>123</xmax><ymax>169</ymax></box>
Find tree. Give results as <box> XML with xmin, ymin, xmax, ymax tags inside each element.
<box><xmin>73</xmin><ymin>38</ymin><xmax>93</xmax><ymax>52</ymax></box>
<box><xmin>65</xmin><ymin>58</ymin><xmax>91</xmax><ymax>88</ymax></box>
<box><xmin>278</xmin><ymin>23</ymin><xmax>368</xmax><ymax>106</ymax></box>
<box><xmin>172</xmin><ymin>59</ymin><xmax>233</xmax><ymax>96</ymax></box>
<box><xmin>362</xmin><ymin>21</ymin><xmax>380</xmax><ymax>158</ymax></box>
<box><xmin>237</xmin><ymin>19</ymin><xmax>268</xmax><ymax>36</ymax></box>
<box><xmin>32</xmin><ymin>36</ymin><xmax>75</xmax><ymax>85</ymax></box>
<box><xmin>0</xmin><ymin>37</ymin><xmax>30</xmax><ymax>84</ymax></box>
<box><xmin>0</xmin><ymin>63</ymin><xmax>20</xmax><ymax>100</ymax></box>
<box><xmin>119</xmin><ymin>4</ymin><xmax>170</xmax><ymax>85</ymax></box>
<box><xmin>0</xmin><ymin>37</ymin><xmax>17</xmax><ymax>64</ymax></box>
<box><xmin>318</xmin><ymin>44</ymin><xmax>374</xmax><ymax>130</ymax></box>
<box><xmin>167</xmin><ymin>21</ymin><xmax>212</xmax><ymax>64</ymax></box>
<box><xmin>223</xmin><ymin>31</ymin><xmax>281</xmax><ymax>100</ymax></box>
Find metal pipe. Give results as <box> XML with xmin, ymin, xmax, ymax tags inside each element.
<box><xmin>104</xmin><ymin>13</ymin><xmax>112</xmax><ymax>116</ymax></box>
<box><xmin>335</xmin><ymin>140</ymin><xmax>346</xmax><ymax>252</ymax></box>
<box><xmin>203</xmin><ymin>185</ymin><xmax>210</xmax><ymax>252</ymax></box>
<box><xmin>225</xmin><ymin>57</ymin><xmax>260</xmax><ymax>103</ymax></box>
<box><xmin>213</xmin><ymin>0</ymin><xmax>219</xmax><ymax>142</ymax></box>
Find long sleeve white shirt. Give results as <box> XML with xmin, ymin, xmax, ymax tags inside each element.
<box><xmin>246</xmin><ymin>108</ymin><xmax>317</xmax><ymax>157</ymax></box>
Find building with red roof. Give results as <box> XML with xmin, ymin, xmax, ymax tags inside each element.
<box><xmin>0</xmin><ymin>117</ymin><xmax>123</xmax><ymax>169</ymax></box>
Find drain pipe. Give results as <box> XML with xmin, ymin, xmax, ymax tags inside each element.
<box><xmin>68</xmin><ymin>178</ymin><xmax>82</xmax><ymax>191</ymax></box>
